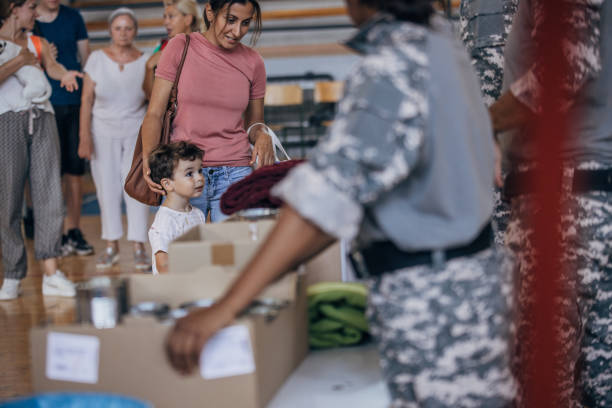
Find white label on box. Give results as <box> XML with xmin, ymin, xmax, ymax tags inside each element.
<box><xmin>200</xmin><ymin>325</ymin><xmax>255</xmax><ymax>379</ymax></box>
<box><xmin>46</xmin><ymin>332</ymin><xmax>100</xmax><ymax>384</ymax></box>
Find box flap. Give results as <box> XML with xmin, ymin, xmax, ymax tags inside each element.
<box><xmin>169</xmin><ymin>240</ymin><xmax>271</xmax><ymax>274</ymax></box>
<box><xmin>172</xmin><ymin>220</ymin><xmax>276</xmax><ymax>244</ymax></box>
<box><xmin>129</xmin><ymin>269</ymin><xmax>298</xmax><ymax>308</ymax></box>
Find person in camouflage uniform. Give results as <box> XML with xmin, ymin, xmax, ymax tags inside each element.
<box><xmin>459</xmin><ymin>0</ymin><xmax>519</xmax><ymax>246</ymax></box>
<box><xmin>165</xmin><ymin>0</ymin><xmax>517</xmax><ymax>406</ymax></box>
<box><xmin>491</xmin><ymin>0</ymin><xmax>611</xmax><ymax>405</ymax></box>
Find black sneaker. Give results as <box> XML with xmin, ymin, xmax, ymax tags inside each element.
<box><xmin>67</xmin><ymin>228</ymin><xmax>94</xmax><ymax>256</ymax></box>
<box><xmin>23</xmin><ymin>207</ymin><xmax>34</xmax><ymax>240</ymax></box>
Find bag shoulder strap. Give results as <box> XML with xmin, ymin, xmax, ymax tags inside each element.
<box><xmin>171</xmin><ymin>34</ymin><xmax>190</xmax><ymax>90</ymax></box>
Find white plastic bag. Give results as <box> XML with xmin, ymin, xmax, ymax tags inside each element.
<box><xmin>247</xmin><ymin>123</ymin><xmax>291</xmax><ymax>163</ymax></box>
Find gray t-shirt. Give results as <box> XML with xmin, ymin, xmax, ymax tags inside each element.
<box><xmin>273</xmin><ymin>14</ymin><xmax>494</xmax><ymax>251</ymax></box>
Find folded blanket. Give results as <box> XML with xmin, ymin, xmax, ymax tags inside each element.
<box><xmin>308</xmin><ymin>282</ymin><xmax>369</xmax><ymax>349</ymax></box>
<box><xmin>220</xmin><ymin>159</ymin><xmax>305</xmax><ymax>215</ymax></box>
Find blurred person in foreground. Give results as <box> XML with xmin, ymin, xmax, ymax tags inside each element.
<box><xmin>166</xmin><ymin>0</ymin><xmax>518</xmax><ymax>406</ymax></box>
<box><xmin>490</xmin><ymin>0</ymin><xmax>612</xmax><ymax>405</ymax></box>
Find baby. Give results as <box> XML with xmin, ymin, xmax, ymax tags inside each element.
<box><xmin>148</xmin><ymin>141</ymin><xmax>206</xmax><ymax>274</ymax></box>
<box><xmin>0</xmin><ymin>39</ymin><xmax>52</xmax><ymax>103</ymax></box>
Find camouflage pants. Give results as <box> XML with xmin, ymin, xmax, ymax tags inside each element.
<box><xmin>365</xmin><ymin>248</ymin><xmax>517</xmax><ymax>407</ymax></box>
<box><xmin>506</xmin><ymin>163</ymin><xmax>612</xmax><ymax>407</ymax></box>
<box><xmin>493</xmin><ymin>186</ymin><xmax>511</xmax><ymax>246</ymax></box>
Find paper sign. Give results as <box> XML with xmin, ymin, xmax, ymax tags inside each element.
<box><xmin>200</xmin><ymin>325</ymin><xmax>255</xmax><ymax>379</ymax></box>
<box><xmin>46</xmin><ymin>332</ymin><xmax>100</xmax><ymax>384</ymax></box>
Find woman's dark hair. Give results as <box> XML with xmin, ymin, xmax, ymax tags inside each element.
<box><xmin>361</xmin><ymin>0</ymin><xmax>434</xmax><ymax>25</ymax></box>
<box><xmin>0</xmin><ymin>0</ymin><xmax>27</xmax><ymax>26</ymax></box>
<box><xmin>203</xmin><ymin>0</ymin><xmax>262</xmax><ymax>45</ymax></box>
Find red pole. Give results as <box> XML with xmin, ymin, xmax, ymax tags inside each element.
<box><xmin>526</xmin><ymin>0</ymin><xmax>572</xmax><ymax>406</ymax></box>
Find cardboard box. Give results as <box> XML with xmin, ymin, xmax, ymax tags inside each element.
<box><xmin>169</xmin><ymin>220</ymin><xmax>344</xmax><ymax>284</ymax></box>
<box><xmin>30</xmin><ymin>269</ymin><xmax>308</xmax><ymax>408</ymax></box>
<box><xmin>168</xmin><ymin>220</ymin><xmax>276</xmax><ymax>274</ymax></box>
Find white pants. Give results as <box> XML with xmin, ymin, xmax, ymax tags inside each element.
<box><xmin>90</xmin><ymin>132</ymin><xmax>149</xmax><ymax>242</ymax></box>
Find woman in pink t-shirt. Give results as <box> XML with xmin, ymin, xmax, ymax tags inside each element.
<box><xmin>141</xmin><ymin>0</ymin><xmax>274</xmax><ymax>222</ymax></box>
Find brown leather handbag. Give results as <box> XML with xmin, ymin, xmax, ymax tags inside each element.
<box><xmin>124</xmin><ymin>34</ymin><xmax>191</xmax><ymax>206</ymax></box>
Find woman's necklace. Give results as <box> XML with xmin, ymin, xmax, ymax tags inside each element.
<box><xmin>106</xmin><ymin>46</ymin><xmax>139</xmax><ymax>72</ymax></box>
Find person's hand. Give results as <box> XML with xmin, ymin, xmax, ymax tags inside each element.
<box><xmin>146</xmin><ymin>51</ymin><xmax>162</xmax><ymax>70</ymax></box>
<box><xmin>166</xmin><ymin>302</ymin><xmax>235</xmax><ymax>375</ymax></box>
<box><xmin>17</xmin><ymin>47</ymin><xmax>38</xmax><ymax>67</ymax></box>
<box><xmin>143</xmin><ymin>157</ymin><xmax>165</xmax><ymax>195</ymax></box>
<box><xmin>48</xmin><ymin>42</ymin><xmax>58</xmax><ymax>60</ymax></box>
<box><xmin>60</xmin><ymin>70</ymin><xmax>83</xmax><ymax>92</ymax></box>
<box><xmin>78</xmin><ymin>133</ymin><xmax>93</xmax><ymax>160</ymax></box>
<box><xmin>494</xmin><ymin>142</ymin><xmax>503</xmax><ymax>188</ymax></box>
<box><xmin>249</xmin><ymin>128</ymin><xmax>275</xmax><ymax>169</ymax></box>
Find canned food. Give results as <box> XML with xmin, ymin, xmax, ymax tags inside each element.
<box><xmin>76</xmin><ymin>277</ymin><xmax>129</xmax><ymax>329</ymax></box>
<box><xmin>130</xmin><ymin>302</ymin><xmax>170</xmax><ymax>319</ymax></box>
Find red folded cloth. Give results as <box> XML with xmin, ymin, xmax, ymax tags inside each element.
<box><xmin>220</xmin><ymin>159</ymin><xmax>306</xmax><ymax>215</ymax></box>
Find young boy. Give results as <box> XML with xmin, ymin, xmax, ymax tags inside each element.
<box><xmin>148</xmin><ymin>142</ymin><xmax>206</xmax><ymax>274</ymax></box>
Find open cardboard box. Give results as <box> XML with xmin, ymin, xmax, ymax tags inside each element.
<box><xmin>169</xmin><ymin>220</ymin><xmax>343</xmax><ymax>284</ymax></box>
<box><xmin>30</xmin><ymin>268</ymin><xmax>308</xmax><ymax>408</ymax></box>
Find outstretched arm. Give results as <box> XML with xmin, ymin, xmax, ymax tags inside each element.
<box><xmin>40</xmin><ymin>38</ymin><xmax>82</xmax><ymax>91</ymax></box>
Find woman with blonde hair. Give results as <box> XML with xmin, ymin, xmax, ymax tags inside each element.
<box><xmin>142</xmin><ymin>0</ymin><xmax>200</xmax><ymax>99</ymax></box>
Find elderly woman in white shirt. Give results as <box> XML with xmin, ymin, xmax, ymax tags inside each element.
<box><xmin>78</xmin><ymin>7</ymin><xmax>151</xmax><ymax>270</ymax></box>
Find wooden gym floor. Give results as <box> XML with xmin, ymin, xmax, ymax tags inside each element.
<box><xmin>0</xmin><ymin>176</ymin><xmax>154</xmax><ymax>402</ymax></box>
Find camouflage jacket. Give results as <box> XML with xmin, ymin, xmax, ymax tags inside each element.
<box><xmin>273</xmin><ymin>14</ymin><xmax>495</xmax><ymax>250</ymax></box>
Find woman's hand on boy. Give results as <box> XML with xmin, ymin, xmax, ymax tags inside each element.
<box><xmin>143</xmin><ymin>158</ymin><xmax>165</xmax><ymax>195</ymax></box>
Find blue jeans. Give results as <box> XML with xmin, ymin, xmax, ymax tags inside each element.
<box><xmin>191</xmin><ymin>166</ymin><xmax>252</xmax><ymax>222</ymax></box>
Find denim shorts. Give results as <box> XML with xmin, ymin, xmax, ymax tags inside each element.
<box><xmin>190</xmin><ymin>166</ymin><xmax>252</xmax><ymax>222</ymax></box>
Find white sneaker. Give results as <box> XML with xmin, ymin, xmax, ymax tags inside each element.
<box><xmin>42</xmin><ymin>270</ymin><xmax>76</xmax><ymax>297</ymax></box>
<box><xmin>0</xmin><ymin>279</ymin><xmax>20</xmax><ymax>300</ymax></box>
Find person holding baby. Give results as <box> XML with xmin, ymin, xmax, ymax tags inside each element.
<box><xmin>0</xmin><ymin>0</ymin><xmax>82</xmax><ymax>300</ymax></box>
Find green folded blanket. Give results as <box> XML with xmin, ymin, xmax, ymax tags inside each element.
<box><xmin>307</xmin><ymin>282</ymin><xmax>369</xmax><ymax>349</ymax></box>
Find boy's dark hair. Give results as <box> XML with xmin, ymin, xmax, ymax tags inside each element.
<box><xmin>149</xmin><ymin>141</ymin><xmax>204</xmax><ymax>184</ymax></box>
